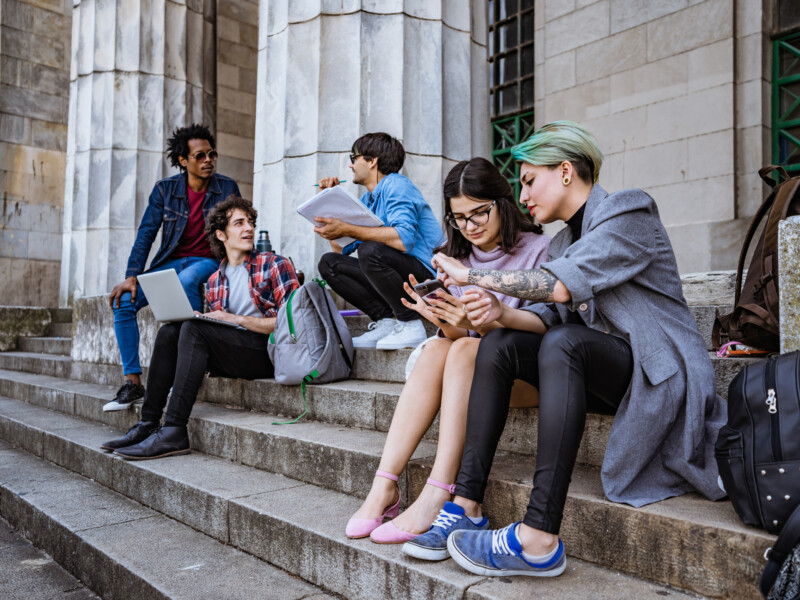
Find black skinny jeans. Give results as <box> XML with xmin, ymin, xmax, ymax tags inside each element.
<box><xmin>318</xmin><ymin>241</ymin><xmax>433</xmax><ymax>322</ymax></box>
<box><xmin>455</xmin><ymin>324</ymin><xmax>633</xmax><ymax>534</ymax></box>
<box><xmin>140</xmin><ymin>320</ymin><xmax>274</xmax><ymax>427</ymax></box>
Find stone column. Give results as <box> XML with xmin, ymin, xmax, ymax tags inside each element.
<box><xmin>59</xmin><ymin>0</ymin><xmax>216</xmax><ymax>306</ymax></box>
<box><xmin>779</xmin><ymin>216</ymin><xmax>800</xmax><ymax>354</ymax></box>
<box><xmin>252</xmin><ymin>0</ymin><xmax>489</xmax><ymax>275</ymax></box>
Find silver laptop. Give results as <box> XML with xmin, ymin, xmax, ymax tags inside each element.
<box><xmin>137</xmin><ymin>269</ymin><xmax>239</xmax><ymax>328</ymax></box>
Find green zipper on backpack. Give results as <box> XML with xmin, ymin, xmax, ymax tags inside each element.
<box><xmin>269</xmin><ymin>287</ymin><xmax>299</xmax><ymax>344</ymax></box>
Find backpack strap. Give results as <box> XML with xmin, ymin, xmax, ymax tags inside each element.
<box><xmin>315</xmin><ymin>278</ymin><xmax>353</xmax><ymax>370</ymax></box>
<box><xmin>760</xmin><ymin>503</ymin><xmax>800</xmax><ymax>597</ymax></box>
<box><xmin>758</xmin><ymin>165</ymin><xmax>790</xmax><ymax>189</ymax></box>
<box><xmin>761</xmin><ymin>177</ymin><xmax>800</xmax><ymax>320</ymax></box>
<box><xmin>271</xmin><ymin>369</ymin><xmax>318</xmax><ymax>425</ymax></box>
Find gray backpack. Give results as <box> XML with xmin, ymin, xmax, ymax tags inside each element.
<box><xmin>268</xmin><ymin>279</ymin><xmax>354</xmax><ymax>423</ymax></box>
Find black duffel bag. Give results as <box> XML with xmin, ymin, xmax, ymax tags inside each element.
<box><xmin>715</xmin><ymin>350</ymin><xmax>800</xmax><ymax>535</ymax></box>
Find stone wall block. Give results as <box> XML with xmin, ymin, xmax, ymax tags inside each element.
<box><xmin>114</xmin><ymin>0</ymin><xmax>141</xmax><ymax>72</ymax></box>
<box><xmin>0</xmin><ymin>230</ymin><xmax>29</xmax><ymax>259</ymax></box>
<box><xmin>30</xmin><ymin>120</ymin><xmax>67</xmax><ymax>153</ymax></box>
<box><xmin>688</xmin><ymin>37</ymin><xmax>733</xmax><ymax>92</ymax></box>
<box><xmin>134</xmin><ymin>150</ymin><xmax>164</xmax><ymax>220</ymax></box>
<box><xmin>216</xmin><ymin>131</ymin><xmax>254</xmax><ymax>162</ymax></box>
<box><xmin>623</xmin><ymin>139</ymin><xmax>688</xmax><ymax>189</ymax></box>
<box><xmin>163</xmin><ymin>77</ymin><xmax>189</xmax><ymax>139</ymax></box>
<box><xmin>3</xmin><ymin>0</ymin><xmax>35</xmax><ymax>30</ymax></box>
<box><xmin>734</xmin><ymin>125</ymin><xmax>768</xmax><ymax>217</ymax></box>
<box><xmin>108</xmin><ymin>150</ymin><xmax>139</xmax><ymax>229</ymax></box>
<box><xmin>318</xmin><ymin>13</ymin><xmax>361</xmax><ymax>150</ymax></box>
<box><xmin>779</xmin><ymin>217</ymin><xmax>800</xmax><ymax>354</ymax></box>
<box><xmin>646</xmin><ymin>0</ymin><xmax>732</xmax><ymax>62</ymax></box>
<box><xmin>321</xmin><ymin>0</ymin><xmax>361</xmax><ymax>14</ymax></box>
<box><xmin>251</xmin><ymin>161</ymin><xmax>286</xmax><ymax>253</ymax></box>
<box><xmin>165</xmin><ymin>1</ymin><xmax>189</xmax><ymax>82</ymax></box>
<box><xmin>137</xmin><ymin>74</ymin><xmax>166</xmax><ymax>152</ymax></box>
<box><xmin>110</xmin><ymin>73</ymin><xmax>138</xmax><ymax>150</ymax></box>
<box><xmin>442</xmin><ymin>26</ymin><xmax>471</xmax><ymax>159</ymax></box>
<box><xmin>362</xmin><ymin>0</ymin><xmax>403</xmax><ymax>13</ymax></box>
<box><xmin>402</xmin><ymin>18</ymin><xmax>443</xmax><ymax>156</ymax></box>
<box><xmin>75</xmin><ymin>0</ymin><xmax>94</xmax><ymax>76</ymax></box>
<box><xmin>287</xmin><ymin>0</ymin><xmax>321</xmax><ymax>23</ymax></box>
<box><xmin>469</xmin><ymin>39</ymin><xmax>490</xmax><ymax>156</ymax></box>
<box><xmin>87</xmin><ymin>148</ymin><xmax>112</xmax><ymax>227</ymax></box>
<box><xmin>82</xmin><ymin>228</ymin><xmax>110</xmax><ymax>295</ymax></box>
<box><xmin>583</xmin><ymin>106</ymin><xmax>647</xmax><ymax>154</ymax></box>
<box><xmin>734</xmin><ymin>79</ymin><xmax>769</xmax><ymax>130</ymax></box>
<box><xmin>279</xmin><ymin>155</ymin><xmax>320</xmax><ymax>274</ymax></box>
<box><xmin>470</xmin><ymin>0</ymin><xmax>487</xmax><ymax>42</ymax></box>
<box><xmin>360</xmin><ymin>12</ymin><xmax>404</xmax><ymax>134</ymax></box>
<box><xmin>404</xmin><ymin>0</ymin><xmax>441</xmax><ymax>20</ymax></box>
<box><xmin>645</xmin><ymin>84</ymin><xmax>733</xmax><ymax>145</ymax></box>
<box><xmin>139</xmin><ymin>0</ymin><xmax>167</xmax><ymax>76</ymax></box>
<box><xmin>29</xmin><ymin>63</ymin><xmax>70</xmax><ymax>97</ymax></box>
<box><xmin>543</xmin><ymin>76</ymin><xmax>610</xmax><ymax>122</ymax></box>
<box><xmin>608</xmin><ymin>53</ymin><xmax>687</xmax><ymax>113</ymax></box>
<box><xmin>27</xmin><ymin>232</ymin><xmax>62</xmax><ymax>261</ymax></box>
<box><xmin>403</xmin><ymin>154</ymin><xmax>444</xmax><ymax>222</ymax></box>
<box><xmin>253</xmin><ymin>31</ymin><xmax>288</xmax><ymax>165</ymax></box>
<box><xmin>284</xmin><ymin>19</ymin><xmax>320</xmax><ymax>156</ymax></box>
<box><xmin>649</xmin><ymin>174</ymin><xmax>734</xmax><ymax>227</ymax></box>
<box><xmin>261</xmin><ymin>0</ymin><xmax>288</xmax><ymax>40</ymax></box>
<box><xmin>443</xmin><ymin>0</ymin><xmax>469</xmax><ymax>32</ymax></box>
<box><xmin>736</xmin><ymin>32</ymin><xmax>767</xmax><ymax>84</ymax></box>
<box><xmin>687</xmin><ymin>129</ymin><xmax>734</xmax><ymax>180</ymax></box>
<box><xmin>91</xmin><ymin>0</ymin><xmax>116</xmax><ymax>72</ymax></box>
<box><xmin>735</xmin><ymin>0</ymin><xmax>764</xmax><ymax>37</ymax></box>
<box><xmin>70</xmin><ymin>151</ymin><xmax>90</xmax><ymax>229</ymax></box>
<box><xmin>544</xmin><ymin>1</ymin><xmax>609</xmax><ymax>58</ymax></box>
<box><xmin>610</xmin><ymin>0</ymin><xmax>688</xmax><ymax>34</ymax></box>
<box><xmin>544</xmin><ymin>50</ymin><xmax>576</xmax><ymax>94</ymax></box>
<box><xmin>575</xmin><ymin>24</ymin><xmax>646</xmax><ymax>84</ymax></box>
<box><xmin>598</xmin><ymin>151</ymin><xmax>624</xmax><ymax>192</ymax></box>
<box><xmin>544</xmin><ymin>0</ymin><xmax>576</xmax><ymax>22</ymax></box>
<box><xmin>0</xmin><ymin>114</ymin><xmax>31</xmax><ymax>145</ymax></box>
<box><xmin>89</xmin><ymin>72</ymin><xmax>114</xmax><ymax>150</ymax></box>
<box><xmin>0</xmin><ymin>83</ymin><xmax>67</xmax><ymax>123</ymax></box>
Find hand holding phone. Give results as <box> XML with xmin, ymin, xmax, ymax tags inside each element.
<box><xmin>413</xmin><ymin>279</ymin><xmax>454</xmax><ymax>307</ymax></box>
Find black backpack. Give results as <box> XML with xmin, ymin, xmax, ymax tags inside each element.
<box><xmin>715</xmin><ymin>350</ymin><xmax>800</xmax><ymax>535</ymax></box>
<box><xmin>713</xmin><ymin>165</ymin><xmax>800</xmax><ymax>352</ymax></box>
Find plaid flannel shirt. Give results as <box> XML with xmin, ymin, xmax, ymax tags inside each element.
<box><xmin>206</xmin><ymin>250</ymin><xmax>299</xmax><ymax>317</ymax></box>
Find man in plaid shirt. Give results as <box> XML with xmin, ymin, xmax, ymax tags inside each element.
<box><xmin>101</xmin><ymin>196</ymin><xmax>300</xmax><ymax>460</ymax></box>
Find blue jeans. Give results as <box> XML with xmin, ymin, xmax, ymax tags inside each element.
<box><xmin>113</xmin><ymin>256</ymin><xmax>219</xmax><ymax>376</ymax></box>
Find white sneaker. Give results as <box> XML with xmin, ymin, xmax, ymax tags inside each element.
<box><xmin>376</xmin><ymin>319</ymin><xmax>428</xmax><ymax>350</ymax></box>
<box><xmin>352</xmin><ymin>318</ymin><xmax>397</xmax><ymax>348</ymax></box>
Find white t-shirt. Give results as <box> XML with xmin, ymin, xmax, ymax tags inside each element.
<box><xmin>225</xmin><ymin>263</ymin><xmax>261</xmax><ymax>320</ymax></box>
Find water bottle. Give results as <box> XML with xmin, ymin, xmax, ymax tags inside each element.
<box><xmin>256</xmin><ymin>230</ymin><xmax>272</xmax><ymax>253</ymax></box>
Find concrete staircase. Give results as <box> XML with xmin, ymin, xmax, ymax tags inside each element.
<box><xmin>0</xmin><ymin>277</ymin><xmax>775</xmax><ymax>599</ymax></box>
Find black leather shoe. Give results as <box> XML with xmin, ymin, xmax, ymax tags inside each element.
<box><xmin>100</xmin><ymin>420</ymin><xmax>159</xmax><ymax>451</ymax></box>
<box><xmin>113</xmin><ymin>425</ymin><xmax>190</xmax><ymax>460</ymax></box>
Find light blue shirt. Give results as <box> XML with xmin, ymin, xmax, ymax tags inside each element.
<box><xmin>342</xmin><ymin>173</ymin><xmax>445</xmax><ymax>274</ymax></box>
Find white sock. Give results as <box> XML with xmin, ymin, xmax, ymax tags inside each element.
<box><xmin>467</xmin><ymin>515</ymin><xmax>485</xmax><ymax>525</ymax></box>
<box><xmin>516</xmin><ymin>524</ymin><xmax>559</xmax><ymax>562</ymax></box>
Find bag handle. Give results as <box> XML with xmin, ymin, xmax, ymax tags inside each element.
<box><xmin>760</xmin><ymin>503</ymin><xmax>800</xmax><ymax>597</ymax></box>
<box><xmin>759</xmin><ymin>165</ymin><xmax>790</xmax><ymax>189</ymax></box>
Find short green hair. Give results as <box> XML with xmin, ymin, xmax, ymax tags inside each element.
<box><xmin>510</xmin><ymin>120</ymin><xmax>603</xmax><ymax>183</ymax></box>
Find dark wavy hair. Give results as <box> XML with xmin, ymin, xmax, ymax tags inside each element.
<box><xmin>438</xmin><ymin>158</ymin><xmax>543</xmax><ymax>260</ymax></box>
<box><xmin>205</xmin><ymin>195</ymin><xmax>257</xmax><ymax>259</ymax></box>
<box><xmin>166</xmin><ymin>124</ymin><xmax>216</xmax><ymax>170</ymax></box>
<box><xmin>352</xmin><ymin>132</ymin><xmax>405</xmax><ymax>175</ymax></box>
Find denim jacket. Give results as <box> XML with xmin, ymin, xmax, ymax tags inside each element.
<box><xmin>125</xmin><ymin>172</ymin><xmax>240</xmax><ymax>278</ymax></box>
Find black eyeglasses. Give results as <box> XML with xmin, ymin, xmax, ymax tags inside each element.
<box><xmin>445</xmin><ymin>200</ymin><xmax>497</xmax><ymax>230</ymax></box>
<box><xmin>188</xmin><ymin>150</ymin><xmax>218</xmax><ymax>161</ymax></box>
<box><xmin>349</xmin><ymin>153</ymin><xmax>362</xmax><ymax>164</ymax></box>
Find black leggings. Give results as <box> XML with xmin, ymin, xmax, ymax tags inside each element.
<box><xmin>318</xmin><ymin>241</ymin><xmax>433</xmax><ymax>322</ymax></box>
<box><xmin>455</xmin><ymin>324</ymin><xmax>634</xmax><ymax>534</ymax></box>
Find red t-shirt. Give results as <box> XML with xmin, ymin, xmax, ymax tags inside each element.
<box><xmin>171</xmin><ymin>186</ymin><xmax>214</xmax><ymax>259</ymax></box>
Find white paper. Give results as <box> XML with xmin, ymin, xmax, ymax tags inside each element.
<box><xmin>296</xmin><ymin>186</ymin><xmax>384</xmax><ymax>246</ymax></box>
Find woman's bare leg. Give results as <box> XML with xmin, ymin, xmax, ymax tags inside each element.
<box><xmin>350</xmin><ymin>338</ymin><xmax>453</xmax><ymax>520</ymax></box>
<box><xmin>389</xmin><ymin>337</ymin><xmax>481</xmax><ymax>533</ymax></box>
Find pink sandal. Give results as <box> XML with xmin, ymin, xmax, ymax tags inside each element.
<box><xmin>345</xmin><ymin>470</ymin><xmax>401</xmax><ymax>539</ymax></box>
<box><xmin>369</xmin><ymin>478</ymin><xmax>456</xmax><ymax>544</ymax></box>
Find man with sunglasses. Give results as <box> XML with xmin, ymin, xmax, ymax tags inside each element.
<box><xmin>316</xmin><ymin>132</ymin><xmax>445</xmax><ymax>350</ymax></box>
<box><xmin>104</xmin><ymin>124</ymin><xmax>241</xmax><ymax>412</ymax></box>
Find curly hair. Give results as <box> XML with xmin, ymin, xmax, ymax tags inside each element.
<box><xmin>166</xmin><ymin>124</ymin><xmax>216</xmax><ymax>170</ymax></box>
<box><xmin>205</xmin><ymin>195</ymin><xmax>257</xmax><ymax>259</ymax></box>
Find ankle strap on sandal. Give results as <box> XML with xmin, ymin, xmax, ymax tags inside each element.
<box><xmin>376</xmin><ymin>469</ymin><xmax>399</xmax><ymax>482</ymax></box>
<box><xmin>427</xmin><ymin>478</ymin><xmax>456</xmax><ymax>494</ymax></box>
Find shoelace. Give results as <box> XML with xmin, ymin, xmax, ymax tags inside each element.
<box><xmin>490</xmin><ymin>524</ymin><xmax>516</xmax><ymax>556</ymax></box>
<box><xmin>431</xmin><ymin>510</ymin><xmax>461</xmax><ymax>531</ymax></box>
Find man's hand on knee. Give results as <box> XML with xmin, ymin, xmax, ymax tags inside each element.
<box><xmin>109</xmin><ymin>276</ymin><xmax>138</xmax><ymax>309</ymax></box>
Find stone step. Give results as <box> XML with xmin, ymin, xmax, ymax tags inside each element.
<box><xmin>48</xmin><ymin>322</ymin><xmax>72</xmax><ymax>338</ymax></box>
<box><xmin>17</xmin><ymin>337</ymin><xmax>71</xmax><ymax>356</ymax></box>
<box><xmin>47</xmin><ymin>307</ymin><xmax>73</xmax><ymax>323</ymax></box>
<box><xmin>0</xmin><ymin>515</ymin><xmax>100</xmax><ymax>600</ymax></box>
<box><xmin>0</xmin><ymin>362</ymin><xmax>620</xmax><ymax>469</ymax></box>
<box><xmin>0</xmin><ymin>398</ymin><xmax>710</xmax><ymax>600</ymax></box>
<box><xmin>0</xmin><ymin>439</ymin><xmax>333</xmax><ymax>600</ymax></box>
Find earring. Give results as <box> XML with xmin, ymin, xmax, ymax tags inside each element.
<box><xmin>562</xmin><ymin>176</ymin><xmax>571</xmax><ymax>185</ymax></box>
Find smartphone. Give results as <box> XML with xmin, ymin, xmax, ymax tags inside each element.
<box><xmin>413</xmin><ymin>279</ymin><xmax>452</xmax><ymax>306</ymax></box>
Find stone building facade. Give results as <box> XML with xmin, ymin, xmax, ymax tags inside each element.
<box><xmin>0</xmin><ymin>0</ymin><xmax>789</xmax><ymax>306</ymax></box>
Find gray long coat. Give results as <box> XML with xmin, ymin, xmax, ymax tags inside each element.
<box><xmin>528</xmin><ymin>184</ymin><xmax>727</xmax><ymax>507</ymax></box>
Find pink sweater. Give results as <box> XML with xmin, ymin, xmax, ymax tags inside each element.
<box><xmin>447</xmin><ymin>230</ymin><xmax>551</xmax><ymax>310</ymax></box>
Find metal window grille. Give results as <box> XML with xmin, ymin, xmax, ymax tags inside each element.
<box><xmin>773</xmin><ymin>32</ymin><xmax>800</xmax><ymax>175</ymax></box>
<box><xmin>488</xmin><ymin>1</ymin><xmax>534</xmax><ymax>196</ymax></box>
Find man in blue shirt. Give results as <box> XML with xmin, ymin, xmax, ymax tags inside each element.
<box><xmin>316</xmin><ymin>133</ymin><xmax>444</xmax><ymax>349</ymax></box>
<box><xmin>105</xmin><ymin>124</ymin><xmax>240</xmax><ymax>412</ymax></box>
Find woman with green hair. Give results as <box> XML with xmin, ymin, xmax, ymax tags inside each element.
<box><xmin>407</xmin><ymin>121</ymin><xmax>726</xmax><ymax>578</ymax></box>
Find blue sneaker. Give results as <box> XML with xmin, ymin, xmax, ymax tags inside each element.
<box><xmin>447</xmin><ymin>522</ymin><xmax>567</xmax><ymax>577</ymax></box>
<box><xmin>402</xmin><ymin>501</ymin><xmax>489</xmax><ymax>561</ymax></box>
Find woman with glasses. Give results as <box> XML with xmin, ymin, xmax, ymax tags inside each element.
<box><xmin>345</xmin><ymin>157</ymin><xmax>550</xmax><ymax>550</ymax></box>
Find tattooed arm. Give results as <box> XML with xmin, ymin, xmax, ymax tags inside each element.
<box><xmin>466</xmin><ymin>268</ymin><xmax>571</xmax><ymax>303</ymax></box>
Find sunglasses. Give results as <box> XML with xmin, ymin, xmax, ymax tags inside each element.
<box><xmin>350</xmin><ymin>153</ymin><xmax>373</xmax><ymax>164</ymax></box>
<box><xmin>188</xmin><ymin>150</ymin><xmax>218</xmax><ymax>161</ymax></box>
